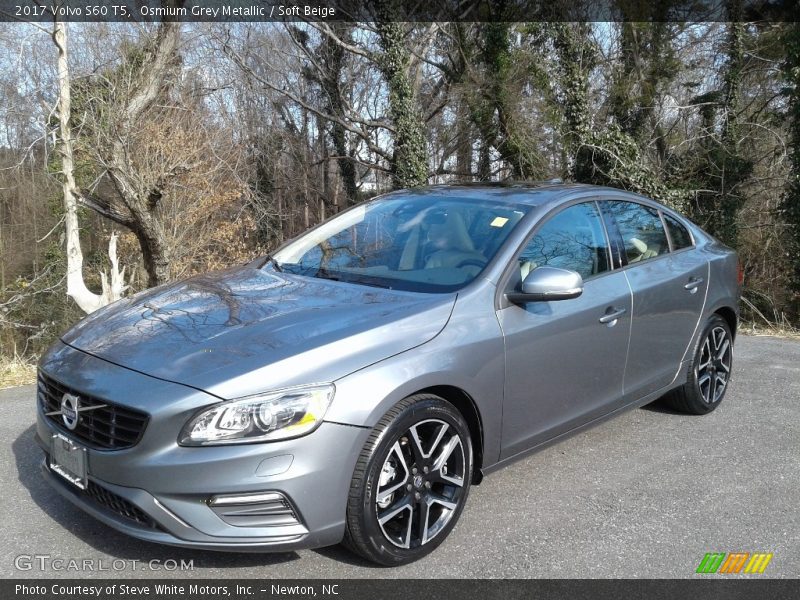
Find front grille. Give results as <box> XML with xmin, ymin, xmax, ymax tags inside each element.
<box><xmin>85</xmin><ymin>480</ymin><xmax>160</xmax><ymax>529</ymax></box>
<box><xmin>43</xmin><ymin>456</ymin><xmax>162</xmax><ymax>530</ymax></box>
<box><xmin>38</xmin><ymin>371</ymin><xmax>149</xmax><ymax>450</ymax></box>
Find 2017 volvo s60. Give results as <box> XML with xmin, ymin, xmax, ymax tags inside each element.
<box><xmin>36</xmin><ymin>183</ymin><xmax>741</xmax><ymax>565</ymax></box>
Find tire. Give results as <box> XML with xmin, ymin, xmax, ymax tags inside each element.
<box><xmin>663</xmin><ymin>314</ymin><xmax>734</xmax><ymax>415</ymax></box>
<box><xmin>343</xmin><ymin>394</ymin><xmax>473</xmax><ymax>566</ymax></box>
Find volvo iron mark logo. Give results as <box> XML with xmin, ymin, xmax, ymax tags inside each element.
<box><xmin>60</xmin><ymin>393</ymin><xmax>80</xmax><ymax>430</ymax></box>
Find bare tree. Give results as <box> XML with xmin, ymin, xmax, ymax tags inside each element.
<box><xmin>71</xmin><ymin>9</ymin><xmax>189</xmax><ymax>287</ymax></box>
<box><xmin>51</xmin><ymin>18</ymin><xmax>126</xmax><ymax>313</ymax></box>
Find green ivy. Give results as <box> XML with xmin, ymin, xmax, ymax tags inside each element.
<box><xmin>374</xmin><ymin>4</ymin><xmax>427</xmax><ymax>189</ymax></box>
<box><xmin>782</xmin><ymin>20</ymin><xmax>800</xmax><ymax>312</ymax></box>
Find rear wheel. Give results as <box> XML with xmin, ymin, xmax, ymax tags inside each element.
<box><xmin>343</xmin><ymin>394</ymin><xmax>472</xmax><ymax>566</ymax></box>
<box><xmin>664</xmin><ymin>314</ymin><xmax>733</xmax><ymax>414</ymax></box>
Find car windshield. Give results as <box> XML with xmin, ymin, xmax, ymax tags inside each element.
<box><xmin>271</xmin><ymin>194</ymin><xmax>530</xmax><ymax>292</ymax></box>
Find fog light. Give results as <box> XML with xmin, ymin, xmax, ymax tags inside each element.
<box><xmin>208</xmin><ymin>491</ymin><xmax>285</xmax><ymax>507</ymax></box>
<box><xmin>207</xmin><ymin>491</ymin><xmax>302</xmax><ymax>529</ymax></box>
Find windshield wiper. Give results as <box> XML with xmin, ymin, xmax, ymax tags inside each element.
<box><xmin>314</xmin><ymin>268</ymin><xmax>340</xmax><ymax>281</ymax></box>
<box><xmin>314</xmin><ymin>269</ymin><xmax>390</xmax><ymax>290</ymax></box>
<box><xmin>259</xmin><ymin>255</ymin><xmax>283</xmax><ymax>272</ymax></box>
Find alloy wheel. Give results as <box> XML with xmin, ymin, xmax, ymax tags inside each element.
<box><xmin>696</xmin><ymin>325</ymin><xmax>732</xmax><ymax>404</ymax></box>
<box><xmin>375</xmin><ymin>419</ymin><xmax>466</xmax><ymax>549</ymax></box>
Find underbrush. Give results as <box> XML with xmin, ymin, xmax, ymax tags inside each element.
<box><xmin>0</xmin><ymin>356</ymin><xmax>36</xmax><ymax>389</ymax></box>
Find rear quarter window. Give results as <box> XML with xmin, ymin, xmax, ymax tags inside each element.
<box><xmin>663</xmin><ymin>214</ymin><xmax>694</xmax><ymax>250</ymax></box>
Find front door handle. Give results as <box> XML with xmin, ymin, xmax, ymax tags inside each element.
<box><xmin>684</xmin><ymin>277</ymin><xmax>704</xmax><ymax>292</ymax></box>
<box><xmin>599</xmin><ymin>307</ymin><xmax>627</xmax><ymax>324</ymax></box>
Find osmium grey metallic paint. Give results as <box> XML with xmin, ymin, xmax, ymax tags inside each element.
<box><xmin>35</xmin><ymin>184</ymin><xmax>740</xmax><ymax>552</ymax></box>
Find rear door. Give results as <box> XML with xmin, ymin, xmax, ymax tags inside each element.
<box><xmin>601</xmin><ymin>200</ymin><xmax>708</xmax><ymax>398</ymax></box>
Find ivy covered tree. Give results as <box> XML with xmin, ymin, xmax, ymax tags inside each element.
<box><xmin>688</xmin><ymin>1</ymin><xmax>753</xmax><ymax>247</ymax></box>
<box><xmin>467</xmin><ymin>22</ymin><xmax>546</xmax><ymax>180</ymax></box>
<box><xmin>294</xmin><ymin>23</ymin><xmax>360</xmax><ymax>205</ymax></box>
<box><xmin>783</xmin><ymin>18</ymin><xmax>800</xmax><ymax>314</ymax></box>
<box><xmin>374</xmin><ymin>1</ymin><xmax>428</xmax><ymax>189</ymax></box>
<box><xmin>548</xmin><ymin>22</ymin><xmax>676</xmax><ymax>203</ymax></box>
<box><xmin>609</xmin><ymin>20</ymin><xmax>680</xmax><ymax>161</ymax></box>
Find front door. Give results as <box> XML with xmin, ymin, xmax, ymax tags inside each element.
<box><xmin>497</xmin><ymin>201</ymin><xmax>632</xmax><ymax>460</ymax></box>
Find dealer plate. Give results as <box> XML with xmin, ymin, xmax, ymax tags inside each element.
<box><xmin>50</xmin><ymin>433</ymin><xmax>87</xmax><ymax>490</ymax></box>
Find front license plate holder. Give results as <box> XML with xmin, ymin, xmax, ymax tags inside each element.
<box><xmin>50</xmin><ymin>433</ymin><xmax>87</xmax><ymax>490</ymax></box>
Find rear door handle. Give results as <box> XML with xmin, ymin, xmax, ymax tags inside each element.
<box><xmin>599</xmin><ymin>307</ymin><xmax>627</xmax><ymax>324</ymax></box>
<box><xmin>684</xmin><ymin>277</ymin><xmax>704</xmax><ymax>291</ymax></box>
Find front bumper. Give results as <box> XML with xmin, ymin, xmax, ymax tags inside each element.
<box><xmin>36</xmin><ymin>420</ymin><xmax>370</xmax><ymax>552</ymax></box>
<box><xmin>35</xmin><ymin>342</ymin><xmax>371</xmax><ymax>552</ymax></box>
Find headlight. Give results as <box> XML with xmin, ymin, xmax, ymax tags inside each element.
<box><xmin>179</xmin><ymin>384</ymin><xmax>335</xmax><ymax>446</ymax></box>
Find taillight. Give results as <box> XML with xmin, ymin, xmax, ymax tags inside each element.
<box><xmin>737</xmin><ymin>260</ymin><xmax>744</xmax><ymax>286</ymax></box>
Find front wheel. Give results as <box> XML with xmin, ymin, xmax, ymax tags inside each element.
<box><xmin>343</xmin><ymin>394</ymin><xmax>472</xmax><ymax>566</ymax></box>
<box><xmin>664</xmin><ymin>314</ymin><xmax>733</xmax><ymax>414</ymax></box>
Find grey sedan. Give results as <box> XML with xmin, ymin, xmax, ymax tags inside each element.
<box><xmin>36</xmin><ymin>183</ymin><xmax>740</xmax><ymax>565</ymax></box>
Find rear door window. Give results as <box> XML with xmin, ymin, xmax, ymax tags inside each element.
<box><xmin>603</xmin><ymin>201</ymin><xmax>670</xmax><ymax>265</ymax></box>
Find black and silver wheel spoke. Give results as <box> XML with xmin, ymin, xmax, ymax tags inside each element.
<box><xmin>416</xmin><ymin>499</ymin><xmax>431</xmax><ymax>544</ymax></box>
<box><xmin>698</xmin><ymin>338</ymin><xmax>712</xmax><ymax>371</ymax></box>
<box><xmin>376</xmin><ymin>496</ymin><xmax>414</xmax><ymax>548</ymax></box>
<box><xmin>408</xmin><ymin>421</ymin><xmax>448</xmax><ymax>463</ymax></box>
<box><xmin>431</xmin><ymin>435</ymin><xmax>465</xmax><ymax>487</ymax></box>
<box><xmin>695</xmin><ymin>326</ymin><xmax>732</xmax><ymax>404</ymax></box>
<box><xmin>376</xmin><ymin>418</ymin><xmax>466</xmax><ymax>549</ymax></box>
<box><xmin>376</xmin><ymin>441</ymin><xmax>410</xmax><ymax>505</ymax></box>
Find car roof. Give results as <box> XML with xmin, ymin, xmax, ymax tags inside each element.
<box><xmin>386</xmin><ymin>182</ymin><xmax>647</xmax><ymax>208</ymax></box>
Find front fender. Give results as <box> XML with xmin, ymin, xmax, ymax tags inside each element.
<box><xmin>325</xmin><ymin>283</ymin><xmax>505</xmax><ymax>468</ymax></box>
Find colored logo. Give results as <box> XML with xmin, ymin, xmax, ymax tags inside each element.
<box><xmin>696</xmin><ymin>552</ymin><xmax>773</xmax><ymax>574</ymax></box>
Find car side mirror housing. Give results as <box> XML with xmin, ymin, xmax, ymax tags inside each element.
<box><xmin>507</xmin><ymin>266</ymin><xmax>584</xmax><ymax>304</ymax></box>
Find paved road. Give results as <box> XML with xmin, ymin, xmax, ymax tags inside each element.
<box><xmin>2</xmin><ymin>335</ymin><xmax>798</xmax><ymax>579</ymax></box>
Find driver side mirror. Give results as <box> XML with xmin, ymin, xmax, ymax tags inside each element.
<box><xmin>507</xmin><ymin>266</ymin><xmax>584</xmax><ymax>304</ymax></box>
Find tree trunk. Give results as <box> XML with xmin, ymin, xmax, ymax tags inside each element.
<box><xmin>319</xmin><ymin>23</ymin><xmax>359</xmax><ymax>205</ymax></box>
<box><xmin>477</xmin><ymin>141</ymin><xmax>492</xmax><ymax>181</ymax></box>
<box><xmin>552</xmin><ymin>23</ymin><xmax>594</xmax><ymax>164</ymax></box>
<box><xmin>455</xmin><ymin>98</ymin><xmax>473</xmax><ymax>178</ymax></box>
<box><xmin>782</xmin><ymin>18</ymin><xmax>800</xmax><ymax>317</ymax></box>
<box><xmin>53</xmin><ymin>20</ymin><xmax>125</xmax><ymax>314</ymax></box>
<box><xmin>718</xmin><ymin>3</ymin><xmax>747</xmax><ymax>248</ymax></box>
<box><xmin>468</xmin><ymin>23</ymin><xmax>544</xmax><ymax>180</ymax></box>
<box><xmin>131</xmin><ymin>218</ymin><xmax>170</xmax><ymax>288</ymax></box>
<box><xmin>374</xmin><ymin>6</ymin><xmax>428</xmax><ymax>189</ymax></box>
<box><xmin>73</xmin><ymin>14</ymin><xmax>183</xmax><ymax>289</ymax></box>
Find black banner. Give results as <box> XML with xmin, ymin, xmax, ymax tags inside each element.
<box><xmin>0</xmin><ymin>0</ymin><xmax>796</xmax><ymax>23</ymax></box>
<box><xmin>6</xmin><ymin>579</ymin><xmax>800</xmax><ymax>600</ymax></box>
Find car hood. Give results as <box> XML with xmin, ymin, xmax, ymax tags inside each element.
<box><xmin>61</xmin><ymin>265</ymin><xmax>456</xmax><ymax>399</ymax></box>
